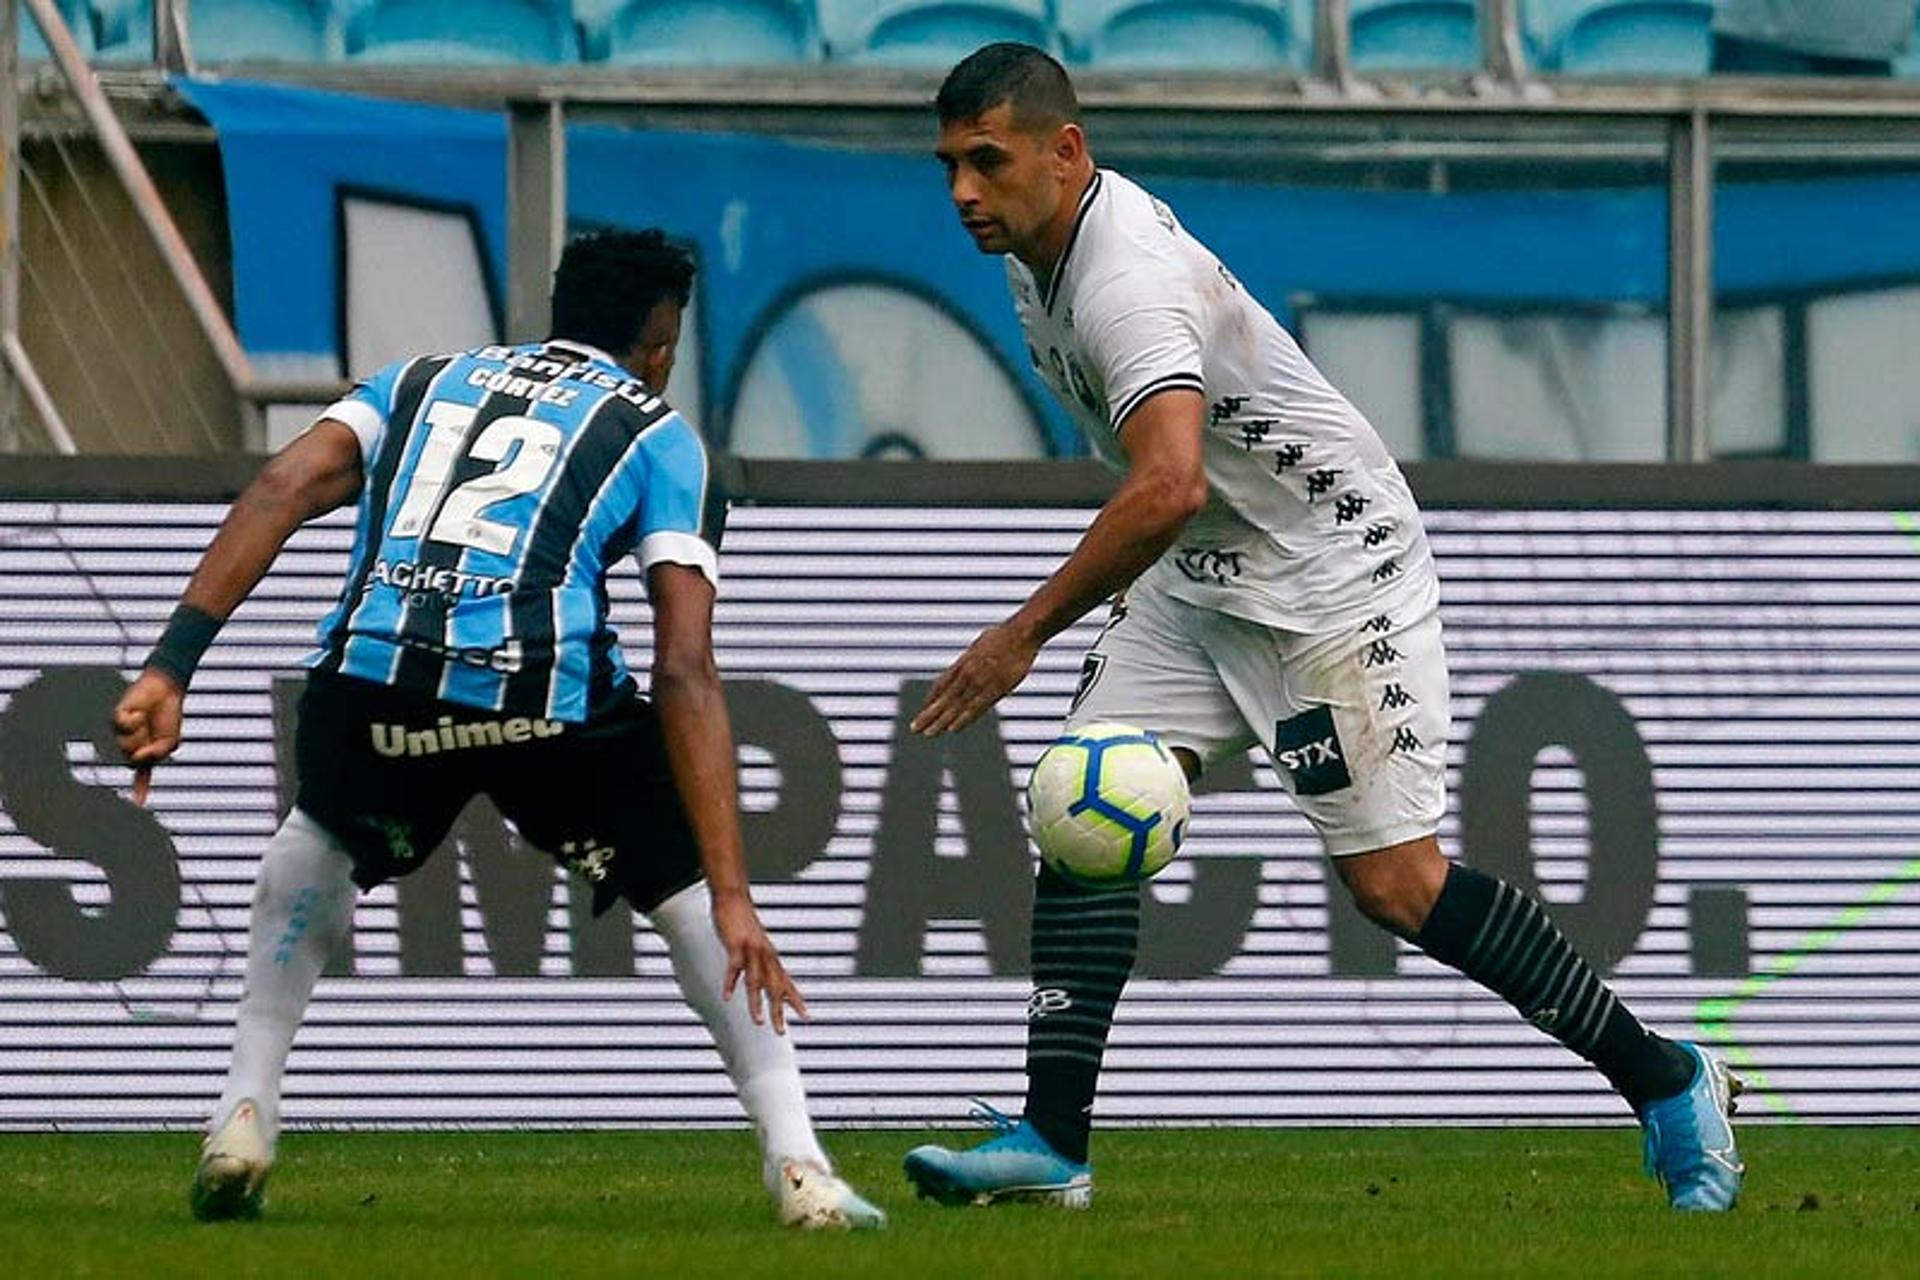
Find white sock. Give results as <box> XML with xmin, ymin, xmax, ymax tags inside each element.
<box><xmin>647</xmin><ymin>881</ymin><xmax>830</xmax><ymax>1184</ymax></box>
<box><xmin>212</xmin><ymin>807</ymin><xmax>355</xmax><ymax>1154</ymax></box>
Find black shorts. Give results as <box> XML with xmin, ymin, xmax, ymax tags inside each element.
<box><xmin>294</xmin><ymin>670</ymin><xmax>703</xmax><ymax>914</ymax></box>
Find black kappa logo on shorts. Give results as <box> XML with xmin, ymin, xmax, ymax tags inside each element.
<box><xmin>1070</xmin><ymin>653</ymin><xmax>1108</xmax><ymax>713</ymax></box>
<box><xmin>1273</xmin><ymin>706</ymin><xmax>1352</xmax><ymax>796</ymax></box>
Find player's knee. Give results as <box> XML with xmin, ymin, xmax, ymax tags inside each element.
<box><xmin>1335</xmin><ymin>841</ymin><xmax>1447</xmax><ymax>938</ymax></box>
<box><xmin>1343</xmin><ymin>876</ymin><xmax>1426</xmax><ymax>938</ymax></box>
<box><xmin>253</xmin><ymin>810</ymin><xmax>350</xmax><ymax>915</ymax></box>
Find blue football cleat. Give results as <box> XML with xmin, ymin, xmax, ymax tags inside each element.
<box><xmin>904</xmin><ymin>1101</ymin><xmax>1093</xmax><ymax>1209</ymax></box>
<box><xmin>1640</xmin><ymin>1042</ymin><xmax>1745</xmax><ymax>1211</ymax></box>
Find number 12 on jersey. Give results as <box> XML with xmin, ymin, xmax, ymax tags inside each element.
<box><xmin>388</xmin><ymin>400</ymin><xmax>563</xmax><ymax>556</ymax></box>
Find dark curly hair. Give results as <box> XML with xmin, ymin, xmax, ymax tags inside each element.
<box><xmin>548</xmin><ymin>228</ymin><xmax>696</xmax><ymax>356</ymax></box>
<box><xmin>935</xmin><ymin>42</ymin><xmax>1079</xmax><ymax>134</ymax></box>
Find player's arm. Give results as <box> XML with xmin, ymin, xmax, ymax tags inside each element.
<box><xmin>648</xmin><ymin>561</ymin><xmax>807</xmax><ymax>1034</ymax></box>
<box><xmin>112</xmin><ymin>421</ymin><xmax>365</xmax><ymax>795</ymax></box>
<box><xmin>912</xmin><ymin>388</ymin><xmax>1207</xmax><ymax>736</ymax></box>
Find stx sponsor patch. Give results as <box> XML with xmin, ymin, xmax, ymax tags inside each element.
<box><xmin>1273</xmin><ymin>705</ymin><xmax>1352</xmax><ymax>796</ymax></box>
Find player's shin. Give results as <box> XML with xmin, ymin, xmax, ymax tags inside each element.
<box><xmin>1024</xmin><ymin>866</ymin><xmax>1142</xmax><ymax>1165</ymax></box>
<box><xmin>1410</xmin><ymin>863</ymin><xmax>1695</xmax><ymax>1110</ymax></box>
<box><xmin>647</xmin><ymin>880</ymin><xmax>830</xmax><ymax>1178</ymax></box>
<box><xmin>214</xmin><ymin>808</ymin><xmax>355</xmax><ymax>1149</ymax></box>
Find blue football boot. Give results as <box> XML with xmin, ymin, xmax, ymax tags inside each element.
<box><xmin>903</xmin><ymin>1101</ymin><xmax>1093</xmax><ymax>1208</ymax></box>
<box><xmin>1640</xmin><ymin>1042</ymin><xmax>1745</xmax><ymax>1211</ymax></box>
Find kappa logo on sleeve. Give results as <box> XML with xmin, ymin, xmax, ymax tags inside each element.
<box><xmin>1273</xmin><ymin>705</ymin><xmax>1352</xmax><ymax>796</ymax></box>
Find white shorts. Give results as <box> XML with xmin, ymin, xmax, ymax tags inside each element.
<box><xmin>1064</xmin><ymin>586</ymin><xmax>1450</xmax><ymax>857</ymax></box>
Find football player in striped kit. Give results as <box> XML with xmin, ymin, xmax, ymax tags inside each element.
<box><xmin>904</xmin><ymin>43</ymin><xmax>1742</xmax><ymax>1213</ymax></box>
<box><xmin>113</xmin><ymin>229</ymin><xmax>883</xmax><ymax>1230</ymax></box>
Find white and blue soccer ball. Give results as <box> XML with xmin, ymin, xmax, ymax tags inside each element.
<box><xmin>1026</xmin><ymin>722</ymin><xmax>1191</xmax><ymax>887</ymax></box>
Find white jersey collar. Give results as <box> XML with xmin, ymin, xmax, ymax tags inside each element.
<box><xmin>1041</xmin><ymin>170</ymin><xmax>1107</xmax><ymax>314</ymax></box>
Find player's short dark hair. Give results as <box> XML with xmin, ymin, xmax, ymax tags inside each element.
<box><xmin>935</xmin><ymin>42</ymin><xmax>1079</xmax><ymax>134</ymax></box>
<box><xmin>548</xmin><ymin>228</ymin><xmax>696</xmax><ymax>355</ymax></box>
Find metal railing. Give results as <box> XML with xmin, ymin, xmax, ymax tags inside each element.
<box><xmin>3</xmin><ymin>0</ymin><xmax>257</xmax><ymax>451</ymax></box>
<box><xmin>5</xmin><ymin>3</ymin><xmax>1920</xmax><ymax>457</ymax></box>
<box><xmin>513</xmin><ymin>93</ymin><xmax>1920</xmax><ymax>467</ymax></box>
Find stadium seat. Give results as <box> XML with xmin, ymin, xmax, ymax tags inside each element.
<box><xmin>1551</xmin><ymin>0</ymin><xmax>1711</xmax><ymax>75</ymax></box>
<box><xmin>1061</xmin><ymin>0</ymin><xmax>1302</xmax><ymax>71</ymax></box>
<box><xmin>17</xmin><ymin>1</ymin><xmax>95</xmax><ymax>60</ymax></box>
<box><xmin>1518</xmin><ymin>0</ymin><xmax>1573</xmax><ymax>66</ymax></box>
<box><xmin>820</xmin><ymin>0</ymin><xmax>1056</xmax><ymax>66</ymax></box>
<box><xmin>585</xmin><ymin>0</ymin><xmax>821</xmax><ymax>64</ymax></box>
<box><xmin>1899</xmin><ymin>3</ymin><xmax>1920</xmax><ymax>77</ymax></box>
<box><xmin>193</xmin><ymin>0</ymin><xmax>336</xmax><ymax>61</ymax></box>
<box><xmin>90</xmin><ymin>0</ymin><xmax>151</xmax><ymax>59</ymax></box>
<box><xmin>1347</xmin><ymin>0</ymin><xmax>1479</xmax><ymax>72</ymax></box>
<box><xmin>346</xmin><ymin>0</ymin><xmax>580</xmax><ymax>63</ymax></box>
<box><xmin>96</xmin><ymin>0</ymin><xmax>335</xmax><ymax>62</ymax></box>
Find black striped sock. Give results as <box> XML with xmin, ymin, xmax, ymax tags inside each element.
<box><xmin>1413</xmin><ymin>864</ymin><xmax>1696</xmax><ymax>1112</ymax></box>
<box><xmin>1023</xmin><ymin>866</ymin><xmax>1141</xmax><ymax>1164</ymax></box>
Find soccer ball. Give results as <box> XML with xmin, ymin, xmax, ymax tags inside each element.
<box><xmin>1026</xmin><ymin>722</ymin><xmax>1191</xmax><ymax>886</ymax></box>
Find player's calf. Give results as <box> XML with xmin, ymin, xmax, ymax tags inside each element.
<box><xmin>1405</xmin><ymin>860</ymin><xmax>1698</xmax><ymax>1112</ymax></box>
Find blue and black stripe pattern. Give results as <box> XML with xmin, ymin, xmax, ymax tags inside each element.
<box><xmin>309</xmin><ymin>341</ymin><xmax>717</xmax><ymax>722</ymax></box>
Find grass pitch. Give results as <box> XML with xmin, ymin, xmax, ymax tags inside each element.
<box><xmin>2</xmin><ymin>1126</ymin><xmax>1913</xmax><ymax>1278</ymax></box>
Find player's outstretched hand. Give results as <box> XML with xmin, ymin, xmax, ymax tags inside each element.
<box><xmin>713</xmin><ymin>888</ymin><xmax>808</xmax><ymax>1035</ymax></box>
<box><xmin>113</xmin><ymin>669</ymin><xmax>184</xmax><ymax>807</ymax></box>
<box><xmin>912</xmin><ymin>621</ymin><xmax>1039</xmax><ymax>737</ymax></box>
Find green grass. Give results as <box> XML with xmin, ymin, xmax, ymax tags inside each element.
<box><xmin>2</xmin><ymin>1127</ymin><xmax>1915</xmax><ymax>1278</ymax></box>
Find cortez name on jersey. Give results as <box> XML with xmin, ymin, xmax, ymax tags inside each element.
<box><xmin>308</xmin><ymin>340</ymin><xmax>723</xmax><ymax>722</ymax></box>
<box><xmin>1008</xmin><ymin>170</ymin><xmax>1437</xmax><ymax>632</ymax></box>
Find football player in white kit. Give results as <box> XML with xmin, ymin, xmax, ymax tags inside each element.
<box><xmin>902</xmin><ymin>43</ymin><xmax>1743</xmax><ymax>1213</ymax></box>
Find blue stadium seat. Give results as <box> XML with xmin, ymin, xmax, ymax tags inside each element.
<box><xmin>98</xmin><ymin>0</ymin><xmax>335</xmax><ymax>61</ymax></box>
<box><xmin>821</xmin><ymin>0</ymin><xmax>1056</xmax><ymax>66</ymax></box>
<box><xmin>1899</xmin><ymin>2</ymin><xmax>1920</xmax><ymax>77</ymax></box>
<box><xmin>586</xmin><ymin>0</ymin><xmax>821</xmax><ymax>63</ymax></box>
<box><xmin>346</xmin><ymin>0</ymin><xmax>580</xmax><ymax>63</ymax></box>
<box><xmin>1519</xmin><ymin>0</ymin><xmax>1573</xmax><ymax>66</ymax></box>
<box><xmin>1551</xmin><ymin>0</ymin><xmax>1711</xmax><ymax>75</ymax></box>
<box><xmin>193</xmin><ymin>0</ymin><xmax>336</xmax><ymax>61</ymax></box>
<box><xmin>1348</xmin><ymin>0</ymin><xmax>1479</xmax><ymax>71</ymax></box>
<box><xmin>91</xmin><ymin>0</ymin><xmax>152</xmax><ymax>60</ymax></box>
<box><xmin>1061</xmin><ymin>0</ymin><xmax>1301</xmax><ymax>71</ymax></box>
<box><xmin>18</xmin><ymin>2</ymin><xmax>95</xmax><ymax>60</ymax></box>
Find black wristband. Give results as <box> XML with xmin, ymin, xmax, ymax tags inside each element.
<box><xmin>145</xmin><ymin>604</ymin><xmax>221</xmax><ymax>689</ymax></box>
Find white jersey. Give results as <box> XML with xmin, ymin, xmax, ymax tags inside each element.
<box><xmin>1009</xmin><ymin>170</ymin><xmax>1438</xmax><ymax>633</ymax></box>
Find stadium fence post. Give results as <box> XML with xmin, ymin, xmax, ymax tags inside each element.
<box><xmin>506</xmin><ymin>98</ymin><xmax>567</xmax><ymax>343</ymax></box>
<box><xmin>1666</xmin><ymin>107</ymin><xmax>1713</xmax><ymax>463</ymax></box>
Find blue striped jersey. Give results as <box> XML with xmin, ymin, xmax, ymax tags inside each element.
<box><xmin>306</xmin><ymin>339</ymin><xmax>723</xmax><ymax>722</ymax></box>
